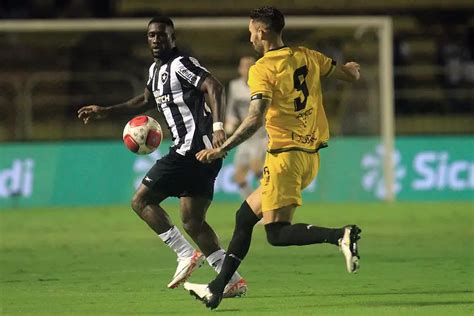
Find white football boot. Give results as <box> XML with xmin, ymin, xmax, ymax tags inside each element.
<box><xmin>167</xmin><ymin>250</ymin><xmax>204</xmax><ymax>289</ymax></box>
<box><xmin>223</xmin><ymin>278</ymin><xmax>248</xmax><ymax>298</ymax></box>
<box><xmin>339</xmin><ymin>225</ymin><xmax>362</xmax><ymax>273</ymax></box>
<box><xmin>184</xmin><ymin>282</ymin><xmax>222</xmax><ymax>310</ymax></box>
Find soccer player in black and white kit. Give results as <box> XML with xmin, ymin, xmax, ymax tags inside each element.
<box><xmin>77</xmin><ymin>16</ymin><xmax>247</xmax><ymax>297</ymax></box>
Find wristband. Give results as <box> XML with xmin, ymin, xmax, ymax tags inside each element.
<box><xmin>213</xmin><ymin>122</ymin><xmax>224</xmax><ymax>132</ymax></box>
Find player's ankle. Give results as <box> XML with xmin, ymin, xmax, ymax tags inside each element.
<box><xmin>208</xmin><ymin>279</ymin><xmax>225</xmax><ymax>295</ymax></box>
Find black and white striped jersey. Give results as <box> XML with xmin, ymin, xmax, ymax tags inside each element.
<box><xmin>146</xmin><ymin>48</ymin><xmax>214</xmax><ymax>156</ymax></box>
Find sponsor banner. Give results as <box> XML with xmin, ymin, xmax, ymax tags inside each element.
<box><xmin>0</xmin><ymin>137</ymin><xmax>472</xmax><ymax>207</ymax></box>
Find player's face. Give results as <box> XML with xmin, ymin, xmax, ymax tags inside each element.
<box><xmin>147</xmin><ymin>22</ymin><xmax>175</xmax><ymax>60</ymax></box>
<box><xmin>249</xmin><ymin>20</ymin><xmax>264</xmax><ymax>54</ymax></box>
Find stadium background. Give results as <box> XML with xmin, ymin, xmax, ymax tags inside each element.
<box><xmin>0</xmin><ymin>1</ymin><xmax>473</xmax><ymax>315</ymax></box>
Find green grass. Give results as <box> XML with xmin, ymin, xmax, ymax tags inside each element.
<box><xmin>1</xmin><ymin>202</ymin><xmax>473</xmax><ymax>315</ymax></box>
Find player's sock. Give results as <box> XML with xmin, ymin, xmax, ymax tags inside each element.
<box><xmin>206</xmin><ymin>249</ymin><xmax>242</xmax><ymax>284</ymax></box>
<box><xmin>208</xmin><ymin>201</ymin><xmax>259</xmax><ymax>294</ymax></box>
<box><xmin>265</xmin><ymin>222</ymin><xmax>344</xmax><ymax>246</ymax></box>
<box><xmin>238</xmin><ymin>182</ymin><xmax>252</xmax><ymax>199</ymax></box>
<box><xmin>158</xmin><ymin>225</ymin><xmax>195</xmax><ymax>259</ymax></box>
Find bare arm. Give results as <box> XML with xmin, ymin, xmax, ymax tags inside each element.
<box><xmin>77</xmin><ymin>88</ymin><xmax>155</xmax><ymax>124</ymax></box>
<box><xmin>330</xmin><ymin>62</ymin><xmax>361</xmax><ymax>82</ymax></box>
<box><xmin>221</xmin><ymin>98</ymin><xmax>269</xmax><ymax>152</ymax></box>
<box><xmin>200</xmin><ymin>75</ymin><xmax>226</xmax><ymax>147</ymax></box>
<box><xmin>195</xmin><ymin>97</ymin><xmax>270</xmax><ymax>163</ymax></box>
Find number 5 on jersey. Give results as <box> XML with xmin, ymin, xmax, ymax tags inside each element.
<box><xmin>293</xmin><ymin>65</ymin><xmax>309</xmax><ymax>112</ymax></box>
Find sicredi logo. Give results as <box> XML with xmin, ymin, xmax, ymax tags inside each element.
<box><xmin>412</xmin><ymin>151</ymin><xmax>474</xmax><ymax>191</ymax></box>
<box><xmin>362</xmin><ymin>145</ymin><xmax>474</xmax><ymax>198</ymax></box>
<box><xmin>361</xmin><ymin>145</ymin><xmax>406</xmax><ymax>199</ymax></box>
<box><xmin>0</xmin><ymin>159</ymin><xmax>34</xmax><ymax>198</ymax></box>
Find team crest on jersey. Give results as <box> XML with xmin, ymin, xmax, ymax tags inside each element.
<box><xmin>161</xmin><ymin>72</ymin><xmax>169</xmax><ymax>84</ymax></box>
<box><xmin>262</xmin><ymin>166</ymin><xmax>270</xmax><ymax>186</ymax></box>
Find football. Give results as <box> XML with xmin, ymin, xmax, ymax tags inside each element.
<box><xmin>122</xmin><ymin>115</ymin><xmax>163</xmax><ymax>155</ymax></box>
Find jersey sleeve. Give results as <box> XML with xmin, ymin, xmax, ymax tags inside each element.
<box><xmin>308</xmin><ymin>49</ymin><xmax>336</xmax><ymax>77</ymax></box>
<box><xmin>248</xmin><ymin>64</ymin><xmax>273</xmax><ymax>101</ymax></box>
<box><xmin>175</xmin><ymin>56</ymin><xmax>209</xmax><ymax>88</ymax></box>
<box><xmin>146</xmin><ymin>62</ymin><xmax>156</xmax><ymax>91</ymax></box>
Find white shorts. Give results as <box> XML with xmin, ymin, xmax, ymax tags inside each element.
<box><xmin>234</xmin><ymin>136</ymin><xmax>267</xmax><ymax>168</ymax></box>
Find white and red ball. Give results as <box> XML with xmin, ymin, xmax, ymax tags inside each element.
<box><xmin>122</xmin><ymin>115</ymin><xmax>162</xmax><ymax>155</ymax></box>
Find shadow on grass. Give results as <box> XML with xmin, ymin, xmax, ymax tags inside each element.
<box><xmin>365</xmin><ymin>301</ymin><xmax>474</xmax><ymax>307</ymax></box>
<box><xmin>251</xmin><ymin>289</ymin><xmax>474</xmax><ymax>299</ymax></box>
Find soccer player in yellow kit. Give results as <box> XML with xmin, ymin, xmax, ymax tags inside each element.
<box><xmin>185</xmin><ymin>6</ymin><xmax>362</xmax><ymax>309</ymax></box>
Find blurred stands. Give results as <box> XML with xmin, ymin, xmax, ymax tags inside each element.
<box><xmin>0</xmin><ymin>0</ymin><xmax>473</xmax><ymax>141</ymax></box>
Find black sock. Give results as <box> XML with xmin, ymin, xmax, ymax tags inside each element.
<box><xmin>265</xmin><ymin>222</ymin><xmax>344</xmax><ymax>246</ymax></box>
<box><xmin>208</xmin><ymin>201</ymin><xmax>259</xmax><ymax>294</ymax></box>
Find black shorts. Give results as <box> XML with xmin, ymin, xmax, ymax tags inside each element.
<box><xmin>142</xmin><ymin>151</ymin><xmax>222</xmax><ymax>200</ymax></box>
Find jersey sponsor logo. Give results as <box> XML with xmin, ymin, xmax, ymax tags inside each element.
<box><xmin>177</xmin><ymin>66</ymin><xmax>198</xmax><ymax>84</ymax></box>
<box><xmin>295</xmin><ymin>108</ymin><xmax>313</xmax><ymax>127</ymax></box>
<box><xmin>156</xmin><ymin>94</ymin><xmax>171</xmax><ymax>104</ymax></box>
<box><xmin>291</xmin><ymin>131</ymin><xmax>317</xmax><ymax>145</ymax></box>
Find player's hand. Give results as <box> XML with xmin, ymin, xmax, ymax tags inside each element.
<box><xmin>77</xmin><ymin>105</ymin><xmax>108</xmax><ymax>124</ymax></box>
<box><xmin>196</xmin><ymin>148</ymin><xmax>226</xmax><ymax>163</ymax></box>
<box><xmin>344</xmin><ymin>62</ymin><xmax>361</xmax><ymax>80</ymax></box>
<box><xmin>212</xmin><ymin>130</ymin><xmax>226</xmax><ymax>148</ymax></box>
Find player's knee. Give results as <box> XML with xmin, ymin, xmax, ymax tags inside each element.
<box><xmin>265</xmin><ymin>222</ymin><xmax>290</xmax><ymax>247</ymax></box>
<box><xmin>130</xmin><ymin>194</ymin><xmax>145</xmax><ymax>216</ymax></box>
<box><xmin>130</xmin><ymin>196</ymin><xmax>140</xmax><ymax>213</ymax></box>
<box><xmin>182</xmin><ymin>219</ymin><xmax>203</xmax><ymax>236</ymax></box>
<box><xmin>235</xmin><ymin>201</ymin><xmax>260</xmax><ymax>230</ymax></box>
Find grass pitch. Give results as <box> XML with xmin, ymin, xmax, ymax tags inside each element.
<box><xmin>1</xmin><ymin>202</ymin><xmax>473</xmax><ymax>315</ymax></box>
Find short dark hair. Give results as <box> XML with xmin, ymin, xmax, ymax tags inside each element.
<box><xmin>249</xmin><ymin>6</ymin><xmax>285</xmax><ymax>33</ymax></box>
<box><xmin>148</xmin><ymin>15</ymin><xmax>174</xmax><ymax>28</ymax></box>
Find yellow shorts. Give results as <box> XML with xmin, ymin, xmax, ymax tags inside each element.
<box><xmin>260</xmin><ymin>150</ymin><xmax>320</xmax><ymax>212</ymax></box>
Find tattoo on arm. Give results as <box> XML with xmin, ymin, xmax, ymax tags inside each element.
<box><xmin>221</xmin><ymin>98</ymin><xmax>270</xmax><ymax>152</ymax></box>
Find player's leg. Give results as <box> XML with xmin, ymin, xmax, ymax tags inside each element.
<box><xmin>184</xmin><ymin>187</ymin><xmax>262</xmax><ymax>308</ymax></box>
<box><xmin>234</xmin><ymin>164</ymin><xmax>252</xmax><ymax>198</ymax></box>
<box><xmin>261</xmin><ymin>151</ymin><xmax>361</xmax><ymax>272</ymax></box>
<box><xmin>263</xmin><ymin>205</ymin><xmax>346</xmax><ymax>246</ymax></box>
<box><xmin>131</xmin><ymin>184</ymin><xmax>171</xmax><ymax>234</ymax></box>
<box><xmin>249</xmin><ymin>142</ymin><xmax>266</xmax><ymax>225</ymax></box>
<box><xmin>131</xmin><ymin>184</ymin><xmax>203</xmax><ymax>288</ymax></box>
<box><xmin>179</xmin><ymin>196</ymin><xmax>218</xmax><ymax>256</ymax></box>
<box><xmin>263</xmin><ymin>206</ymin><xmax>361</xmax><ymax>272</ymax></box>
<box><xmin>233</xmin><ymin>146</ymin><xmax>252</xmax><ymax>198</ymax></box>
<box><xmin>133</xmin><ymin>154</ymin><xmax>205</xmax><ymax>288</ymax></box>
<box><xmin>180</xmin><ymin>196</ymin><xmax>247</xmax><ymax>297</ymax></box>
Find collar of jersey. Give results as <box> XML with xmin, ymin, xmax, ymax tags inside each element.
<box><xmin>265</xmin><ymin>45</ymin><xmax>289</xmax><ymax>55</ymax></box>
<box><xmin>159</xmin><ymin>47</ymin><xmax>180</xmax><ymax>64</ymax></box>
<box><xmin>264</xmin><ymin>45</ymin><xmax>289</xmax><ymax>56</ymax></box>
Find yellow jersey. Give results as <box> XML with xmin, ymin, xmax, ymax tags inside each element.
<box><xmin>248</xmin><ymin>46</ymin><xmax>336</xmax><ymax>153</ymax></box>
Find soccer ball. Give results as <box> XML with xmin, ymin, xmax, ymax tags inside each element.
<box><xmin>123</xmin><ymin>115</ymin><xmax>163</xmax><ymax>155</ymax></box>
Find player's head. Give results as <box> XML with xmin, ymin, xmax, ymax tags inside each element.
<box><xmin>147</xmin><ymin>15</ymin><xmax>176</xmax><ymax>60</ymax></box>
<box><xmin>248</xmin><ymin>6</ymin><xmax>285</xmax><ymax>54</ymax></box>
<box><xmin>238</xmin><ymin>56</ymin><xmax>256</xmax><ymax>80</ymax></box>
